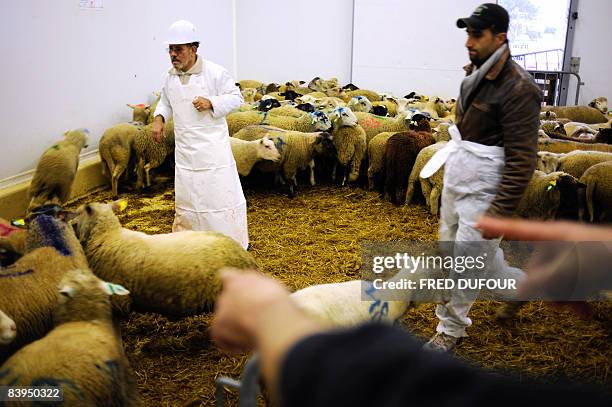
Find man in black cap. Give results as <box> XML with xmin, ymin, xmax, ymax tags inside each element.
<box><xmin>420</xmin><ymin>3</ymin><xmax>542</xmax><ymax>352</ymax></box>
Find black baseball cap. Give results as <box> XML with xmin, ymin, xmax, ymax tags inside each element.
<box><xmin>456</xmin><ymin>3</ymin><xmax>509</xmax><ymax>32</ymax></box>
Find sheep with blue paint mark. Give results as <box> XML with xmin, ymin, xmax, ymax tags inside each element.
<box><xmin>227</xmin><ymin>110</ymin><xmax>331</xmax><ymax>136</ymax></box>
<box><xmin>328</xmin><ymin>106</ymin><xmax>367</xmax><ymax>184</ymax></box>
<box><xmin>0</xmin><ymin>269</ymin><xmax>141</xmax><ymax>406</ymax></box>
<box><xmin>0</xmin><ymin>214</ymin><xmax>90</xmax><ymax>363</ymax></box>
<box><xmin>347</xmin><ymin>95</ymin><xmax>373</xmax><ymax>113</ymax></box>
<box><xmin>290</xmin><ymin>268</ymin><xmax>448</xmax><ymax>328</ymax></box>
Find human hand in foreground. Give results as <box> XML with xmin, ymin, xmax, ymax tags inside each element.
<box><xmin>211</xmin><ymin>269</ymin><xmax>322</xmax><ymax>395</ymax></box>
<box><xmin>477</xmin><ymin>216</ymin><xmax>612</xmax><ymax>313</ymax></box>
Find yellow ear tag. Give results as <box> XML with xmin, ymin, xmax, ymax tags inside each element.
<box><xmin>11</xmin><ymin>218</ymin><xmax>26</xmax><ymax>227</ymax></box>
<box><xmin>117</xmin><ymin>200</ymin><xmax>128</xmax><ymax>212</ymax></box>
<box><xmin>546</xmin><ymin>179</ymin><xmax>557</xmax><ymax>192</ymax></box>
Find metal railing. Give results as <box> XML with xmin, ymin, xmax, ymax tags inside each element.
<box><xmin>526</xmin><ymin>70</ymin><xmax>583</xmax><ymax>106</ymax></box>
<box><xmin>513</xmin><ymin>49</ymin><xmax>564</xmax><ymax>71</ymax></box>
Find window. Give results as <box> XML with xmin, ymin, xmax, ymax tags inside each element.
<box><xmin>499</xmin><ymin>0</ymin><xmax>572</xmax><ymax>71</ymax></box>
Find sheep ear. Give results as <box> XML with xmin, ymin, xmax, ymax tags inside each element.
<box><xmin>99</xmin><ymin>281</ymin><xmax>130</xmax><ymax>296</ymax></box>
<box><xmin>59</xmin><ymin>285</ymin><xmax>76</xmax><ymax>298</ymax></box>
<box><xmin>110</xmin><ymin>199</ymin><xmax>128</xmax><ymax>213</ymax></box>
<box><xmin>588</xmin><ymin>101</ymin><xmax>595</xmax><ymax>107</ymax></box>
<box><xmin>126</xmin><ymin>104</ymin><xmax>136</xmax><ymax>110</ymax></box>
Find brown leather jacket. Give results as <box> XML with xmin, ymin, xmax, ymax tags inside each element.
<box><xmin>456</xmin><ymin>47</ymin><xmax>542</xmax><ymax>217</ymax></box>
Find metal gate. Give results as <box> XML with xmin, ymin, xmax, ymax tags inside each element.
<box><xmin>525</xmin><ymin>70</ymin><xmax>583</xmax><ymax>106</ymax></box>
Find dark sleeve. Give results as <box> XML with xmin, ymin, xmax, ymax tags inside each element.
<box><xmin>486</xmin><ymin>79</ymin><xmax>541</xmax><ymax>217</ymax></box>
<box><xmin>279</xmin><ymin>324</ymin><xmax>609</xmax><ymax>407</ymax></box>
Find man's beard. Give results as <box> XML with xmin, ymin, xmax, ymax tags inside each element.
<box><xmin>470</xmin><ymin>54</ymin><xmax>486</xmax><ymax>67</ymax></box>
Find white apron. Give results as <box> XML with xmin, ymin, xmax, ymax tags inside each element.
<box><xmin>421</xmin><ymin>125</ymin><xmax>525</xmax><ymax>337</ymax></box>
<box><xmin>167</xmin><ymin>73</ymin><xmax>249</xmax><ymax>249</ymax></box>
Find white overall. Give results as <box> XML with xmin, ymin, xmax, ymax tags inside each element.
<box><xmin>167</xmin><ymin>73</ymin><xmax>249</xmax><ymax>249</ymax></box>
<box><xmin>421</xmin><ymin>125</ymin><xmax>525</xmax><ymax>337</ymax></box>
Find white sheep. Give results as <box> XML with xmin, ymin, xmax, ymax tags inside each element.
<box><xmin>406</xmin><ymin>98</ymin><xmax>448</xmax><ymax>119</ymax></box>
<box><xmin>536</xmin><ymin>150</ymin><xmax>612</xmax><ymax>179</ymax></box>
<box><xmin>291</xmin><ymin>280</ymin><xmax>410</xmax><ymax>328</ymax></box>
<box><xmin>290</xmin><ymin>268</ymin><xmax>448</xmax><ymax>328</ymax></box>
<box><xmin>227</xmin><ymin>110</ymin><xmax>331</xmax><ymax>136</ymax></box>
<box><xmin>0</xmin><ymin>310</ymin><xmax>16</xmax><ymax>346</ymax></box>
<box><xmin>133</xmin><ymin>120</ymin><xmax>176</xmax><ymax>189</ymax></box>
<box><xmin>233</xmin><ymin>126</ymin><xmax>336</xmax><ymax>196</ymax></box>
<box><xmin>27</xmin><ymin>129</ymin><xmax>89</xmax><ymax>214</ymax></box>
<box><xmin>538</xmin><ymin>138</ymin><xmax>612</xmax><ymax>154</ymax></box>
<box><xmin>347</xmin><ymin>96</ymin><xmax>373</xmax><ymax>113</ymax></box>
<box><xmin>0</xmin><ymin>214</ymin><xmax>89</xmax><ymax>363</ymax></box>
<box><xmin>541</xmin><ymin>105</ymin><xmax>608</xmax><ymax>124</ymax></box>
<box><xmin>99</xmin><ymin>123</ymin><xmax>138</xmax><ymax>198</ymax></box>
<box><xmin>230</xmin><ymin>136</ymin><xmax>281</xmax><ymax>176</ymax></box>
<box><xmin>70</xmin><ymin>201</ymin><xmax>258</xmax><ymax>316</ymax></box>
<box><xmin>126</xmin><ymin>103</ymin><xmax>151</xmax><ymax>125</ymax></box>
<box><xmin>237</xmin><ymin>79</ymin><xmax>263</xmax><ymax>90</ymax></box>
<box><xmin>0</xmin><ymin>269</ymin><xmax>140</xmax><ymax>406</ymax></box>
<box><xmin>564</xmin><ymin>121</ymin><xmax>599</xmax><ymax>138</ymax></box>
<box><xmin>405</xmin><ymin>141</ymin><xmax>448</xmax><ymax>215</ymax></box>
<box><xmin>516</xmin><ymin>171</ymin><xmax>585</xmax><ymax>220</ymax></box>
<box><xmin>340</xmin><ymin>89</ymin><xmax>381</xmax><ymax>103</ymax></box>
<box><xmin>328</xmin><ymin>107</ymin><xmax>367</xmax><ymax>185</ymax></box>
<box><xmin>354</xmin><ymin>112</ymin><xmax>411</xmax><ymax>144</ymax></box>
<box><xmin>241</xmin><ymin>87</ymin><xmax>260</xmax><ymax>103</ymax></box>
<box><xmin>367</xmin><ymin>132</ymin><xmax>396</xmax><ymax>190</ymax></box>
<box><xmin>588</xmin><ymin>96</ymin><xmax>608</xmax><ymax>115</ymax></box>
<box><xmin>580</xmin><ymin>161</ymin><xmax>612</xmax><ymax>222</ymax></box>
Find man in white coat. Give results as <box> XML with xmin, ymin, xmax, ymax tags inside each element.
<box><xmin>152</xmin><ymin>20</ymin><xmax>249</xmax><ymax>249</ymax></box>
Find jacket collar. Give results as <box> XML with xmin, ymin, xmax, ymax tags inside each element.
<box><xmin>462</xmin><ymin>46</ymin><xmax>510</xmax><ymax>80</ymax></box>
<box><xmin>169</xmin><ymin>54</ymin><xmax>202</xmax><ymax>76</ymax></box>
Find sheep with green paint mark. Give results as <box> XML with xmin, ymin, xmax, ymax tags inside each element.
<box><xmin>0</xmin><ymin>214</ymin><xmax>90</xmax><ymax>363</ymax></box>
<box><xmin>0</xmin><ymin>269</ymin><xmax>140</xmax><ymax>406</ymax></box>
<box><xmin>27</xmin><ymin>129</ymin><xmax>89</xmax><ymax>214</ymax></box>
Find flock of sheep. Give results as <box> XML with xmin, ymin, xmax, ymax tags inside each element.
<box><xmin>0</xmin><ymin>75</ymin><xmax>611</xmax><ymax>404</ymax></box>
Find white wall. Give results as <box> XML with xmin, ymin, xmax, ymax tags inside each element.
<box><xmin>0</xmin><ymin>0</ymin><xmax>234</xmax><ymax>182</ymax></box>
<box><xmin>351</xmin><ymin>0</ymin><xmax>483</xmax><ymax>98</ymax></box>
<box><xmin>235</xmin><ymin>0</ymin><xmax>354</xmax><ymax>85</ymax></box>
<box><xmin>566</xmin><ymin>0</ymin><xmax>612</xmax><ymax>106</ymax></box>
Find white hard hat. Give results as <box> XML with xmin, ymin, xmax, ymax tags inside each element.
<box><xmin>164</xmin><ymin>20</ymin><xmax>199</xmax><ymax>45</ymax></box>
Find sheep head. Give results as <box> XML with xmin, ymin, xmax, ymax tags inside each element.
<box><xmin>70</xmin><ymin>201</ymin><xmax>125</xmax><ymax>244</ymax></box>
<box><xmin>588</xmin><ymin>96</ymin><xmax>608</xmax><ymax>114</ymax></box>
<box><xmin>347</xmin><ymin>96</ymin><xmax>373</xmax><ymax>113</ymax></box>
<box><xmin>54</xmin><ymin>268</ymin><xmax>129</xmax><ymax>324</ymax></box>
<box><xmin>64</xmin><ymin>128</ymin><xmax>89</xmax><ymax>149</ymax></box>
<box><xmin>257</xmin><ymin>136</ymin><xmax>281</xmax><ymax>163</ymax></box>
<box><xmin>0</xmin><ymin>310</ymin><xmax>16</xmax><ymax>345</ymax></box>
<box><xmin>329</xmin><ymin>107</ymin><xmax>358</xmax><ymax>128</ymax></box>
<box><xmin>309</xmin><ymin>111</ymin><xmax>332</xmax><ymax>131</ymax></box>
